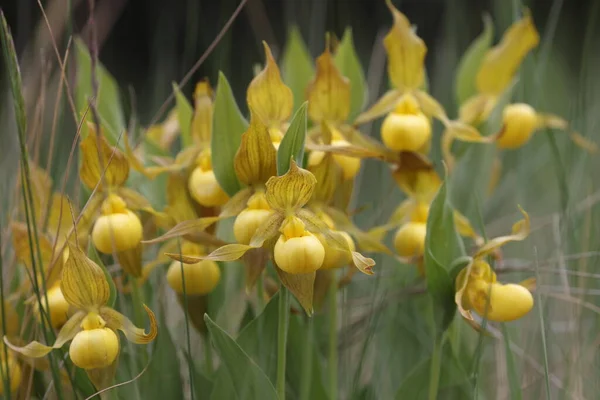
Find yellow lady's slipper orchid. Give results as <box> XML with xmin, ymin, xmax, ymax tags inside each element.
<box><xmin>167</xmin><ymin>259</ymin><xmax>221</xmax><ymax>295</ymax></box>
<box><xmin>393</xmin><ymin>221</ymin><xmax>427</xmax><ymax>258</ymax></box>
<box><xmin>92</xmin><ymin>194</ymin><xmax>143</xmax><ymax>254</ymax></box>
<box><xmin>353</xmin><ymin>1</ymin><xmax>489</xmax><ymax>170</ymax></box>
<box><xmin>4</xmin><ymin>244</ymin><xmax>157</xmax><ymax>390</ymax></box>
<box><xmin>381</xmin><ymin>94</ymin><xmax>431</xmax><ymax>152</ymax></box>
<box><xmin>247</xmin><ymin>41</ymin><xmax>293</xmax><ymax>142</ymax></box>
<box><xmin>188</xmin><ymin>149</ymin><xmax>229</xmax><ymax>207</ymax></box>
<box><xmin>455</xmin><ymin>208</ymin><xmax>534</xmax><ymax>326</ymax></box>
<box><xmin>274</xmin><ymin>216</ymin><xmax>325</xmax><ymax>274</ymax></box>
<box><xmin>233</xmin><ymin>191</ymin><xmax>273</xmax><ymax>245</ymax></box>
<box><xmin>306</xmin><ymin>46</ymin><xmax>370</xmax><ymax>180</ymax></box>
<box><xmin>316</xmin><ymin>230</ymin><xmax>355</xmax><ymax>270</ymax></box>
<box><xmin>37</xmin><ymin>283</ymin><xmax>71</xmax><ymax>330</ymax></box>
<box><xmin>165</xmin><ymin>161</ymin><xmax>375</xmax><ymax>314</ymax></box>
<box><xmin>496</xmin><ymin>103</ymin><xmax>538</xmax><ymax>149</ymax></box>
<box><xmin>166</xmin><ymin>242</ymin><xmax>221</xmax><ymax>295</ymax></box>
<box><xmin>459</xmin><ymin>12</ymin><xmax>539</xmax><ymax>126</ymax></box>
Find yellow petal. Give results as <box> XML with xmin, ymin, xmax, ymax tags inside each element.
<box><xmin>454</xmin><ymin>258</ymin><xmax>475</xmax><ymax>322</ymax></box>
<box><xmin>391</xmin><ymin>160</ymin><xmax>441</xmax><ymax>203</ymax></box>
<box><xmin>11</xmin><ymin>221</ymin><xmax>55</xmax><ymax>270</ymax></box>
<box><xmin>308</xmin><ymin>153</ymin><xmax>341</xmax><ymax>205</ymax></box>
<box><xmin>383</xmin><ymin>0</ymin><xmax>427</xmax><ymax>91</ymax></box>
<box><xmin>192</xmin><ymin>80</ymin><xmax>214</xmax><ymax>144</ymax></box>
<box><xmin>458</xmin><ymin>94</ymin><xmax>497</xmax><ymax>125</ymax></box>
<box><xmin>354</xmin><ymin>89</ymin><xmax>402</xmax><ymax>126</ymax></box>
<box><xmin>413</xmin><ymin>90</ymin><xmax>448</xmax><ymax>123</ymax></box>
<box><xmin>3</xmin><ymin>311</ymin><xmax>85</xmax><ymax>358</ymax></box>
<box><xmin>476</xmin><ymin>11</ymin><xmax>539</xmax><ymax>95</ymax></box>
<box><xmin>79</xmin><ymin>124</ymin><xmax>130</xmax><ymax>190</ymax></box>
<box><xmin>265</xmin><ymin>160</ymin><xmax>316</xmax><ymax>211</ymax></box>
<box><xmin>247</xmin><ymin>42</ymin><xmax>293</xmax><ymax>126</ymax></box>
<box><xmin>101</xmin><ymin>305</ymin><xmax>157</xmax><ymax>344</ymax></box>
<box><xmin>142</xmin><ymin>217</ymin><xmax>220</xmax><ymax>244</ymax></box>
<box><xmin>454</xmin><ymin>211</ymin><xmax>482</xmax><ymax>244</ymax></box>
<box><xmin>22</xmin><ymin>162</ymin><xmax>53</xmax><ymax>224</ymax></box>
<box><xmin>248</xmin><ymin>212</ymin><xmax>284</xmax><ymax>248</ymax></box>
<box><xmin>165</xmin><ymin>173</ymin><xmax>198</xmax><ymax>224</ymax></box>
<box><xmin>295</xmin><ymin>208</ymin><xmax>375</xmax><ymax>275</ymax></box>
<box><xmin>307</xmin><ymin>47</ymin><xmax>350</xmax><ymax>123</ymax></box>
<box><xmin>219</xmin><ymin>187</ymin><xmax>254</xmax><ymax>218</ymax></box>
<box><xmin>47</xmin><ymin>193</ymin><xmax>76</xmax><ymax>238</ymax></box>
<box><xmin>474</xmin><ymin>206</ymin><xmax>530</xmax><ymax>259</ymax></box>
<box><xmin>61</xmin><ymin>244</ymin><xmax>111</xmax><ymax>310</ymax></box>
<box><xmin>275</xmin><ymin>268</ymin><xmax>316</xmax><ymax>316</ymax></box>
<box><xmin>166</xmin><ymin>243</ymin><xmax>253</xmax><ymax>263</ymax></box>
<box><xmin>323</xmin><ymin>206</ymin><xmax>391</xmax><ymax>254</ymax></box>
<box><xmin>234</xmin><ymin>111</ymin><xmax>278</xmax><ymax>186</ymax></box>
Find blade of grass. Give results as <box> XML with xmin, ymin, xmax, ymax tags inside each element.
<box><xmin>500</xmin><ymin>324</ymin><xmax>522</xmax><ymax>400</ymax></box>
<box><xmin>276</xmin><ymin>286</ymin><xmax>289</xmax><ymax>399</ymax></box>
<box><xmin>328</xmin><ymin>273</ymin><xmax>338</xmax><ymax>400</ymax></box>
<box><xmin>176</xmin><ymin>239</ymin><xmax>196</xmax><ymax>400</ymax></box>
<box><xmin>470</xmin><ymin>194</ymin><xmax>490</xmax><ymax>399</ymax></box>
<box><xmin>0</xmin><ymin>11</ymin><xmax>65</xmax><ymax>399</ymax></box>
<box><xmin>0</xmin><ymin>229</ymin><xmax>12</xmax><ymax>400</ymax></box>
<box><xmin>534</xmin><ymin>247</ymin><xmax>552</xmax><ymax>399</ymax></box>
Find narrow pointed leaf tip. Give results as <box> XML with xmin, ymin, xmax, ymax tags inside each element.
<box><xmin>247</xmin><ymin>41</ymin><xmax>294</xmax><ymax>125</ymax></box>
<box><xmin>61</xmin><ymin>244</ymin><xmax>111</xmax><ymax>310</ymax></box>
<box><xmin>277</xmin><ymin>102</ymin><xmax>308</xmax><ymax>174</ymax></box>
<box><xmin>265</xmin><ymin>160</ymin><xmax>316</xmax><ymax>211</ymax></box>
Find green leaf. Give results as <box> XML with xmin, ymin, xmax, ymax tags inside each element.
<box><xmin>173</xmin><ymin>82</ymin><xmax>194</xmax><ymax>148</ymax></box>
<box><xmin>287</xmin><ymin>315</ymin><xmax>329</xmax><ymax>400</ymax></box>
<box><xmin>455</xmin><ymin>14</ymin><xmax>494</xmax><ymax>105</ymax></box>
<box><xmin>334</xmin><ymin>28</ymin><xmax>367</xmax><ymax>121</ymax></box>
<box><xmin>282</xmin><ymin>26</ymin><xmax>314</xmax><ymax>112</ymax></box>
<box><xmin>74</xmin><ymin>37</ymin><xmax>125</xmax><ymax>143</ymax></box>
<box><xmin>86</xmin><ymin>242</ymin><xmax>117</xmax><ymax>308</ymax></box>
<box><xmin>211</xmin><ymin>72</ymin><xmax>248</xmax><ymax>197</ymax></box>
<box><xmin>277</xmin><ymin>102</ymin><xmax>308</xmax><ymax>174</ymax></box>
<box><xmin>424</xmin><ymin>175</ymin><xmax>465</xmax><ymax>331</ymax></box>
<box><xmin>139</xmin><ymin>311</ymin><xmax>184</xmax><ymax>400</ymax></box>
<box><xmin>205</xmin><ymin>314</ymin><xmax>278</xmax><ymax>400</ymax></box>
<box><xmin>183</xmin><ymin>350</ymin><xmax>214</xmax><ymax>400</ymax></box>
<box><xmin>393</xmin><ymin>341</ymin><xmax>469</xmax><ymax>399</ymax></box>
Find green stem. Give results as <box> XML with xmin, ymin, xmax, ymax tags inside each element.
<box><xmin>0</xmin><ymin>230</ymin><xmax>11</xmax><ymax>400</ymax></box>
<box><xmin>428</xmin><ymin>335</ymin><xmax>443</xmax><ymax>400</ymax></box>
<box><xmin>328</xmin><ymin>276</ymin><xmax>338</xmax><ymax>400</ymax></box>
<box><xmin>276</xmin><ymin>287</ymin><xmax>289</xmax><ymax>400</ymax></box>
<box><xmin>299</xmin><ymin>317</ymin><xmax>314</xmax><ymax>400</ymax></box>
<box><xmin>177</xmin><ymin>240</ymin><xmax>195</xmax><ymax>400</ymax></box>
<box><xmin>256</xmin><ymin>274</ymin><xmax>265</xmax><ymax>312</ymax></box>
<box><xmin>203</xmin><ymin>333</ymin><xmax>213</xmax><ymax>377</ymax></box>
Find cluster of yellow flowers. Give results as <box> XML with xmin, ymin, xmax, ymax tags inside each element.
<box><xmin>3</xmin><ymin>1</ymin><xmax>597</xmax><ymax>396</ymax></box>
